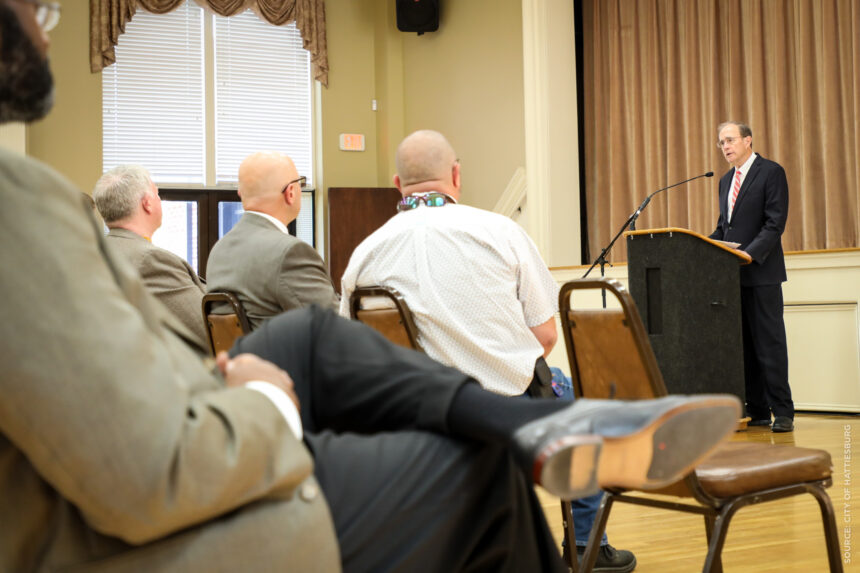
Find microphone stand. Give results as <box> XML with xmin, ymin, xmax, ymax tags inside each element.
<box><xmin>582</xmin><ymin>172</ymin><xmax>714</xmax><ymax>307</ymax></box>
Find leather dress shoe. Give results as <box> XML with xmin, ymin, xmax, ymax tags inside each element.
<box><xmin>747</xmin><ymin>418</ymin><xmax>772</xmax><ymax>427</ymax></box>
<box><xmin>771</xmin><ymin>416</ymin><xmax>794</xmax><ymax>433</ymax></box>
<box><xmin>512</xmin><ymin>395</ymin><xmax>741</xmax><ymax>500</ymax></box>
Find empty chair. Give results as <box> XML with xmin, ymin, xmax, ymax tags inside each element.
<box><xmin>559</xmin><ymin>277</ymin><xmax>840</xmax><ymax>573</ymax></box>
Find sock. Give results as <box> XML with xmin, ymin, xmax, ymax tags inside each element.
<box><xmin>446</xmin><ymin>381</ymin><xmax>567</xmax><ymax>445</ymax></box>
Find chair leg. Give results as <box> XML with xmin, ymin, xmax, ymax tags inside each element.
<box><xmin>702</xmin><ymin>514</ymin><xmax>723</xmax><ymax>573</ymax></box>
<box><xmin>560</xmin><ymin>500</ymin><xmax>578</xmax><ymax>573</ymax></box>
<box><xmin>579</xmin><ymin>494</ymin><xmax>615</xmax><ymax>573</ymax></box>
<box><xmin>807</xmin><ymin>484</ymin><xmax>845</xmax><ymax>573</ymax></box>
<box><xmin>702</xmin><ymin>501</ymin><xmax>744</xmax><ymax>573</ymax></box>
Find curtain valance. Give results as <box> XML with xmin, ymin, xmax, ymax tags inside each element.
<box><xmin>90</xmin><ymin>0</ymin><xmax>328</xmax><ymax>86</ymax></box>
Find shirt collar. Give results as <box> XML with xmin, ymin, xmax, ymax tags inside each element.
<box><xmin>247</xmin><ymin>210</ymin><xmax>289</xmax><ymax>234</ymax></box>
<box><xmin>736</xmin><ymin>152</ymin><xmax>757</xmax><ymax>176</ymax></box>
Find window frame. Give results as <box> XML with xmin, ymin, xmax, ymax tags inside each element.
<box><xmin>159</xmin><ymin>188</ymin><xmax>315</xmax><ymax>279</ymax></box>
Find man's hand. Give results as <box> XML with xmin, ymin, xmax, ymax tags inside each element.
<box><xmin>216</xmin><ymin>352</ymin><xmax>300</xmax><ymax>410</ymax></box>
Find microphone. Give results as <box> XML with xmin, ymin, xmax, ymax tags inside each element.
<box><xmin>629</xmin><ymin>171</ymin><xmax>714</xmax><ymax>230</ymax></box>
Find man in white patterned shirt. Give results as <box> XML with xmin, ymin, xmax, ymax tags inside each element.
<box><xmin>340</xmin><ymin>131</ymin><xmax>557</xmax><ymax>396</ymax></box>
<box><xmin>339</xmin><ymin>130</ymin><xmax>636</xmax><ymax>571</ymax></box>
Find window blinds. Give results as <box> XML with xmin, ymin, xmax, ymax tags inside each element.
<box><xmin>102</xmin><ymin>2</ymin><xmax>313</xmax><ymax>187</ymax></box>
<box><xmin>213</xmin><ymin>13</ymin><xmax>313</xmax><ymax>185</ymax></box>
<box><xmin>102</xmin><ymin>3</ymin><xmax>205</xmax><ymax>184</ymax></box>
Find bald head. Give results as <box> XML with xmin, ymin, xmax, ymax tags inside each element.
<box><xmin>394</xmin><ymin>130</ymin><xmax>460</xmax><ymax>197</ymax></box>
<box><xmin>238</xmin><ymin>151</ymin><xmax>301</xmax><ymax>223</ymax></box>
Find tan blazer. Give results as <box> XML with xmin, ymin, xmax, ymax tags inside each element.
<box><xmin>0</xmin><ymin>149</ymin><xmax>339</xmax><ymax>572</ymax></box>
<box><xmin>206</xmin><ymin>213</ymin><xmax>339</xmax><ymax>330</ymax></box>
<box><xmin>105</xmin><ymin>227</ymin><xmax>209</xmax><ymax>353</ymax></box>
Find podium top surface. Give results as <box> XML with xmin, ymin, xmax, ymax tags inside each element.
<box><xmin>624</xmin><ymin>227</ymin><xmax>752</xmax><ymax>264</ymax></box>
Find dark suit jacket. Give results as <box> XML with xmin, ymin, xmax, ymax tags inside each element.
<box><xmin>105</xmin><ymin>227</ymin><xmax>209</xmax><ymax>352</ymax></box>
<box><xmin>709</xmin><ymin>154</ymin><xmax>789</xmax><ymax>286</ymax></box>
<box><xmin>0</xmin><ymin>149</ymin><xmax>338</xmax><ymax>572</ymax></box>
<box><xmin>206</xmin><ymin>213</ymin><xmax>339</xmax><ymax>330</ymax></box>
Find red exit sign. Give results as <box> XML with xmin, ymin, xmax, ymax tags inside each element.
<box><xmin>339</xmin><ymin>133</ymin><xmax>365</xmax><ymax>151</ymax></box>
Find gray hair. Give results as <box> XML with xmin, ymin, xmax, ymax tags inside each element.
<box><xmin>93</xmin><ymin>165</ymin><xmax>153</xmax><ymax>223</ymax></box>
<box><xmin>718</xmin><ymin>121</ymin><xmax>752</xmax><ymax>139</ymax></box>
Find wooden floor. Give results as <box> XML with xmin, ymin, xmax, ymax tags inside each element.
<box><xmin>538</xmin><ymin>413</ymin><xmax>860</xmax><ymax>572</ymax></box>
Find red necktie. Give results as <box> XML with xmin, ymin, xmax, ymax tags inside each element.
<box><xmin>729</xmin><ymin>168</ymin><xmax>742</xmax><ymax>217</ymax></box>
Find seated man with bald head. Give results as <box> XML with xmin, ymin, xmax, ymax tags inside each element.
<box><xmin>340</xmin><ymin>130</ymin><xmax>636</xmax><ymax>571</ymax></box>
<box><xmin>206</xmin><ymin>152</ymin><xmax>338</xmax><ymax>329</ymax></box>
<box><xmin>93</xmin><ymin>165</ymin><xmax>209</xmax><ymax>352</ymax></box>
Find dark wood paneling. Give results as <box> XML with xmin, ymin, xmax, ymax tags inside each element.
<box><xmin>327</xmin><ymin>187</ymin><xmax>401</xmax><ymax>293</ymax></box>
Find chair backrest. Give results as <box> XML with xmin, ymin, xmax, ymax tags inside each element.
<box><xmin>202</xmin><ymin>292</ymin><xmax>252</xmax><ymax>355</ymax></box>
<box><xmin>559</xmin><ymin>278</ymin><xmax>668</xmax><ymax>400</ymax></box>
<box><xmin>560</xmin><ymin>278</ymin><xmax>710</xmax><ymax>498</ymax></box>
<box><xmin>349</xmin><ymin>286</ymin><xmax>422</xmax><ymax>351</ymax></box>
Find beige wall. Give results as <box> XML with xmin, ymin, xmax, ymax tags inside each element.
<box><xmin>319</xmin><ymin>0</ymin><xmax>382</xmax><ymax>190</ymax></box>
<box><xmin>400</xmin><ymin>0</ymin><xmax>526</xmax><ymax>211</ymax></box>
<box><xmin>27</xmin><ymin>1</ymin><xmax>526</xmax><ymax>215</ymax></box>
<box><xmin>27</xmin><ymin>4</ymin><xmax>101</xmax><ymax>194</ymax></box>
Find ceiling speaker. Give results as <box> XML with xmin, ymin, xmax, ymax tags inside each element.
<box><xmin>396</xmin><ymin>0</ymin><xmax>439</xmax><ymax>35</ymax></box>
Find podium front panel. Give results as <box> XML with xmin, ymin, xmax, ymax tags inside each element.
<box><xmin>627</xmin><ymin>232</ymin><xmax>745</xmax><ymax>402</ymax></box>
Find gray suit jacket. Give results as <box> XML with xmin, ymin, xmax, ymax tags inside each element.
<box><xmin>105</xmin><ymin>227</ymin><xmax>209</xmax><ymax>352</ymax></box>
<box><xmin>0</xmin><ymin>149</ymin><xmax>339</xmax><ymax>571</ymax></box>
<box><xmin>206</xmin><ymin>213</ymin><xmax>339</xmax><ymax>330</ymax></box>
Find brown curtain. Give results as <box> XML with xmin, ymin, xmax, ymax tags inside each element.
<box><xmin>582</xmin><ymin>0</ymin><xmax>860</xmax><ymax>262</ymax></box>
<box><xmin>90</xmin><ymin>0</ymin><xmax>328</xmax><ymax>86</ymax></box>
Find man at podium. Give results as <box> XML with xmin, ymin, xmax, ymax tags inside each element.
<box><xmin>710</xmin><ymin>121</ymin><xmax>794</xmax><ymax>433</ymax></box>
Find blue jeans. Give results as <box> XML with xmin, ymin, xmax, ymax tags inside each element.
<box><xmin>550</xmin><ymin>367</ymin><xmax>609</xmax><ymax>547</ymax></box>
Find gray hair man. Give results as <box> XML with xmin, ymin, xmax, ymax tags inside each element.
<box><xmin>94</xmin><ymin>164</ymin><xmax>208</xmax><ymax>350</ymax></box>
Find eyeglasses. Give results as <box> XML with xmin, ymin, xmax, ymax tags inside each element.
<box><xmin>717</xmin><ymin>136</ymin><xmax>741</xmax><ymax>148</ymax></box>
<box><xmin>13</xmin><ymin>0</ymin><xmax>61</xmax><ymax>32</ymax></box>
<box><xmin>396</xmin><ymin>192</ymin><xmax>456</xmax><ymax>212</ymax></box>
<box><xmin>281</xmin><ymin>176</ymin><xmax>306</xmax><ymax>194</ymax></box>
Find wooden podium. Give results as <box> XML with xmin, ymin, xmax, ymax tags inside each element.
<box><xmin>624</xmin><ymin>228</ymin><xmax>752</xmax><ymax>403</ymax></box>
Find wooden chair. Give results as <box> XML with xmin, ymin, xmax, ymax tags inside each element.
<box><xmin>201</xmin><ymin>291</ymin><xmax>252</xmax><ymax>355</ymax></box>
<box><xmin>348</xmin><ymin>286</ymin><xmax>423</xmax><ymax>351</ymax></box>
<box><xmin>558</xmin><ymin>278</ymin><xmax>841</xmax><ymax>573</ymax></box>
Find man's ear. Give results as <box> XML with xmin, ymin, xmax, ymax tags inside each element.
<box><xmin>140</xmin><ymin>193</ymin><xmax>153</xmax><ymax>214</ymax></box>
<box><xmin>283</xmin><ymin>186</ymin><xmax>296</xmax><ymax>206</ymax></box>
<box><xmin>393</xmin><ymin>174</ymin><xmax>402</xmax><ymax>192</ymax></box>
<box><xmin>452</xmin><ymin>162</ymin><xmax>461</xmax><ymax>190</ymax></box>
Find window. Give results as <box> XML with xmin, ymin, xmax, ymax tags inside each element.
<box><xmin>102</xmin><ymin>1</ymin><xmax>315</xmax><ymax>276</ymax></box>
<box><xmin>102</xmin><ymin>4</ymin><xmax>205</xmax><ymax>184</ymax></box>
<box><xmin>213</xmin><ymin>12</ymin><xmax>313</xmax><ymax>185</ymax></box>
<box><xmin>158</xmin><ymin>188</ymin><xmax>315</xmax><ymax>277</ymax></box>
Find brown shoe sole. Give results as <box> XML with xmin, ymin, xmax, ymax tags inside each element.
<box><xmin>535</xmin><ymin>398</ymin><xmax>740</xmax><ymax>499</ymax></box>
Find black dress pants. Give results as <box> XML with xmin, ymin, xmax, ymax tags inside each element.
<box><xmin>740</xmin><ymin>284</ymin><xmax>794</xmax><ymax>419</ymax></box>
<box><xmin>231</xmin><ymin>306</ymin><xmax>565</xmax><ymax>573</ymax></box>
